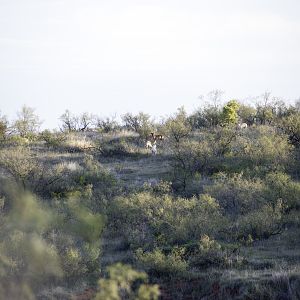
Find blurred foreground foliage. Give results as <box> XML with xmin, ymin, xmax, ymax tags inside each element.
<box><xmin>0</xmin><ymin>186</ymin><xmax>104</xmax><ymax>299</ymax></box>
<box><xmin>95</xmin><ymin>263</ymin><xmax>160</xmax><ymax>300</ymax></box>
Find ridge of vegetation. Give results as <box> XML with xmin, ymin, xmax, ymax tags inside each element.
<box><xmin>0</xmin><ymin>91</ymin><xmax>300</xmax><ymax>299</ymax></box>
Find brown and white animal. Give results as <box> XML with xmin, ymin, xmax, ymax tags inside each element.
<box><xmin>151</xmin><ymin>141</ymin><xmax>157</xmax><ymax>155</ymax></box>
<box><xmin>149</xmin><ymin>132</ymin><xmax>164</xmax><ymax>141</ymax></box>
<box><xmin>146</xmin><ymin>140</ymin><xmax>152</xmax><ymax>149</ymax></box>
<box><xmin>237</xmin><ymin>123</ymin><xmax>248</xmax><ymax>129</ymax></box>
<box><xmin>145</xmin><ymin>140</ymin><xmax>157</xmax><ymax>155</ymax></box>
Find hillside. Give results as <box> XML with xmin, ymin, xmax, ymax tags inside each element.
<box><xmin>0</xmin><ymin>104</ymin><xmax>300</xmax><ymax>299</ymax></box>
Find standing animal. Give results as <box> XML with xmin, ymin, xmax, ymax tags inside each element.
<box><xmin>149</xmin><ymin>132</ymin><xmax>164</xmax><ymax>141</ymax></box>
<box><xmin>145</xmin><ymin>140</ymin><xmax>157</xmax><ymax>155</ymax></box>
<box><xmin>151</xmin><ymin>141</ymin><xmax>157</xmax><ymax>155</ymax></box>
<box><xmin>146</xmin><ymin>140</ymin><xmax>152</xmax><ymax>149</ymax></box>
<box><xmin>237</xmin><ymin>123</ymin><xmax>248</xmax><ymax>129</ymax></box>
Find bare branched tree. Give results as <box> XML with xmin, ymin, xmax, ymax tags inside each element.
<box><xmin>96</xmin><ymin>115</ymin><xmax>119</xmax><ymax>133</ymax></box>
<box><xmin>78</xmin><ymin>112</ymin><xmax>95</xmax><ymax>132</ymax></box>
<box><xmin>60</xmin><ymin>110</ymin><xmax>95</xmax><ymax>132</ymax></box>
<box><xmin>59</xmin><ymin>110</ymin><xmax>76</xmax><ymax>132</ymax></box>
<box><xmin>207</xmin><ymin>89</ymin><xmax>225</xmax><ymax>109</ymax></box>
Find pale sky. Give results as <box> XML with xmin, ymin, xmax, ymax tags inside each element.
<box><xmin>1</xmin><ymin>0</ymin><xmax>300</xmax><ymax>128</ymax></box>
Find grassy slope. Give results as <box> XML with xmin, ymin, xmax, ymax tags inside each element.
<box><xmin>2</xmin><ymin>133</ymin><xmax>299</xmax><ymax>299</ymax></box>
<box><xmin>47</xmin><ymin>134</ymin><xmax>298</xmax><ymax>299</ymax></box>
<box><xmin>95</xmin><ymin>140</ymin><xmax>300</xmax><ymax>299</ymax></box>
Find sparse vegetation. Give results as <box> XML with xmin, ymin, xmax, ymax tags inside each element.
<box><xmin>0</xmin><ymin>98</ymin><xmax>299</xmax><ymax>299</ymax></box>
<box><xmin>13</xmin><ymin>105</ymin><xmax>42</xmax><ymax>138</ymax></box>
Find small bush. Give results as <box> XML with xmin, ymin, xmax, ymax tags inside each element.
<box><xmin>136</xmin><ymin>247</ymin><xmax>187</xmax><ymax>275</ymax></box>
<box><xmin>0</xmin><ymin>146</ymin><xmax>41</xmax><ymax>189</ymax></box>
<box><xmin>234</xmin><ymin>200</ymin><xmax>283</xmax><ymax>240</ymax></box>
<box><xmin>122</xmin><ymin>112</ymin><xmax>154</xmax><ymax>140</ymax></box>
<box><xmin>110</xmin><ymin>192</ymin><xmax>225</xmax><ymax>248</ymax></box>
<box><xmin>12</xmin><ymin>105</ymin><xmax>42</xmax><ymax>138</ymax></box>
<box><xmin>204</xmin><ymin>173</ymin><xmax>266</xmax><ymax>216</ymax></box>
<box><xmin>0</xmin><ymin>112</ymin><xmax>8</xmax><ymax>140</ymax></box>
<box><xmin>50</xmin><ymin>197</ymin><xmax>104</xmax><ymax>280</ymax></box>
<box><xmin>62</xmin><ymin>133</ymin><xmax>95</xmax><ymax>152</ymax></box>
<box><xmin>232</xmin><ymin>126</ymin><xmax>292</xmax><ymax>173</ymax></box>
<box><xmin>40</xmin><ymin>130</ymin><xmax>66</xmax><ymax>148</ymax></box>
<box><xmin>99</xmin><ymin>136</ymin><xmax>143</xmax><ymax>157</ymax></box>
<box><xmin>43</xmin><ymin>155</ymin><xmax>118</xmax><ymax>203</ymax></box>
<box><xmin>265</xmin><ymin>171</ymin><xmax>300</xmax><ymax>210</ymax></box>
<box><xmin>163</xmin><ymin>107</ymin><xmax>192</xmax><ymax>145</ymax></box>
<box><xmin>96</xmin><ymin>116</ymin><xmax>120</xmax><ymax>133</ymax></box>
<box><xmin>142</xmin><ymin>180</ymin><xmax>172</xmax><ymax>196</ymax></box>
<box><xmin>94</xmin><ymin>263</ymin><xmax>160</xmax><ymax>300</ymax></box>
<box><xmin>171</xmin><ymin>139</ymin><xmax>214</xmax><ymax>190</ymax></box>
<box><xmin>188</xmin><ymin>235</ymin><xmax>224</xmax><ymax>268</ymax></box>
<box><xmin>6</xmin><ymin>135</ymin><xmax>30</xmax><ymax>146</ymax></box>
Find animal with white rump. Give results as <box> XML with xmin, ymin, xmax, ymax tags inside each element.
<box><xmin>145</xmin><ymin>140</ymin><xmax>157</xmax><ymax>155</ymax></box>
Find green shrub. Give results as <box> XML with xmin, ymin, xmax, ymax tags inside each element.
<box><xmin>278</xmin><ymin>112</ymin><xmax>300</xmax><ymax>147</ymax></box>
<box><xmin>204</xmin><ymin>173</ymin><xmax>266</xmax><ymax>216</ymax></box>
<box><xmin>0</xmin><ymin>146</ymin><xmax>41</xmax><ymax>189</ymax></box>
<box><xmin>0</xmin><ymin>191</ymin><xmax>62</xmax><ymax>298</ymax></box>
<box><xmin>136</xmin><ymin>247</ymin><xmax>187</xmax><ymax>275</ymax></box>
<box><xmin>142</xmin><ymin>180</ymin><xmax>172</xmax><ymax>196</ymax></box>
<box><xmin>234</xmin><ymin>200</ymin><xmax>283</xmax><ymax>240</ymax></box>
<box><xmin>110</xmin><ymin>192</ymin><xmax>224</xmax><ymax>248</ymax></box>
<box><xmin>96</xmin><ymin>116</ymin><xmax>120</xmax><ymax>133</ymax></box>
<box><xmin>0</xmin><ymin>112</ymin><xmax>8</xmax><ymax>140</ymax></box>
<box><xmin>188</xmin><ymin>235</ymin><xmax>224</xmax><ymax>268</ymax></box>
<box><xmin>42</xmin><ymin>155</ymin><xmax>118</xmax><ymax>204</ymax></box>
<box><xmin>0</xmin><ymin>185</ymin><xmax>105</xmax><ymax>290</ymax></box>
<box><xmin>122</xmin><ymin>112</ymin><xmax>153</xmax><ymax>140</ymax></box>
<box><xmin>265</xmin><ymin>172</ymin><xmax>300</xmax><ymax>210</ymax></box>
<box><xmin>238</xmin><ymin>104</ymin><xmax>256</xmax><ymax>125</ymax></box>
<box><xmin>94</xmin><ymin>263</ymin><xmax>160</xmax><ymax>300</ymax></box>
<box><xmin>6</xmin><ymin>135</ymin><xmax>30</xmax><ymax>146</ymax></box>
<box><xmin>170</xmin><ymin>139</ymin><xmax>214</xmax><ymax>190</ymax></box>
<box><xmin>12</xmin><ymin>105</ymin><xmax>42</xmax><ymax>138</ymax></box>
<box><xmin>212</xmin><ymin>125</ymin><xmax>238</xmax><ymax>157</ymax></box>
<box><xmin>163</xmin><ymin>107</ymin><xmax>192</xmax><ymax>144</ymax></box>
<box><xmin>232</xmin><ymin>126</ymin><xmax>292</xmax><ymax>173</ymax></box>
<box><xmin>50</xmin><ymin>196</ymin><xmax>104</xmax><ymax>279</ymax></box>
<box><xmin>188</xmin><ymin>91</ymin><xmax>223</xmax><ymax>129</ymax></box>
<box><xmin>40</xmin><ymin>129</ymin><xmax>66</xmax><ymax>148</ymax></box>
<box><xmin>221</xmin><ymin>100</ymin><xmax>240</xmax><ymax>125</ymax></box>
<box><xmin>100</xmin><ymin>137</ymin><xmax>135</xmax><ymax>156</ymax></box>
